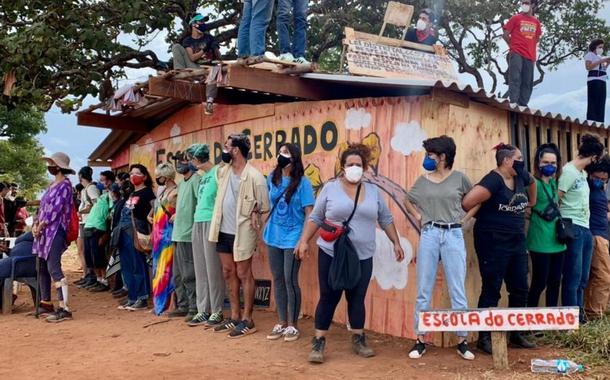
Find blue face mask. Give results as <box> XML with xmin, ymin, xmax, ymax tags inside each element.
<box><xmin>188</xmin><ymin>163</ymin><xmax>198</xmax><ymax>172</ymax></box>
<box><xmin>591</xmin><ymin>178</ymin><xmax>605</xmax><ymax>190</ymax></box>
<box><xmin>539</xmin><ymin>164</ymin><xmax>557</xmax><ymax>177</ymax></box>
<box><xmin>422</xmin><ymin>156</ymin><xmax>437</xmax><ymax>171</ymax></box>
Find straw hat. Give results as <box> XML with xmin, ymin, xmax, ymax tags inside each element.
<box><xmin>42</xmin><ymin>152</ymin><xmax>76</xmax><ymax>174</ymax></box>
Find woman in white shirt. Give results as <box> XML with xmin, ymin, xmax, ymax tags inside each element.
<box><xmin>585</xmin><ymin>39</ymin><xmax>609</xmax><ymax>123</ymax></box>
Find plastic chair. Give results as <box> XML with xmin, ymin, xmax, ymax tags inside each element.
<box><xmin>1</xmin><ymin>256</ymin><xmax>37</xmax><ymax>314</ymax></box>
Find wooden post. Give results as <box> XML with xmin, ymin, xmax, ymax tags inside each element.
<box><xmin>491</xmin><ymin>331</ymin><xmax>509</xmax><ymax>370</ymax></box>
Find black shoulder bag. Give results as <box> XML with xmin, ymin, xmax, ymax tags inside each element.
<box><xmin>328</xmin><ymin>183</ymin><xmax>362</xmax><ymax>291</ymax></box>
<box><xmin>534</xmin><ymin>180</ymin><xmax>574</xmax><ymax>244</ymax></box>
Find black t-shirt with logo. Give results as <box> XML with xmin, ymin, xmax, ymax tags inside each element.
<box><xmin>182</xmin><ymin>34</ymin><xmax>219</xmax><ymax>62</ymax></box>
<box><xmin>474</xmin><ymin>170</ymin><xmax>529</xmax><ymax>233</ymax></box>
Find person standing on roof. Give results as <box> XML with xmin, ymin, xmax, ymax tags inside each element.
<box><xmin>503</xmin><ymin>0</ymin><xmax>542</xmax><ymax>106</ymax></box>
<box><xmin>584</xmin><ymin>39</ymin><xmax>609</xmax><ymax>123</ymax></box>
<box><xmin>276</xmin><ymin>0</ymin><xmax>309</xmax><ymax>64</ymax></box>
<box><xmin>171</xmin><ymin>13</ymin><xmax>222</xmax><ymax>116</ymax></box>
<box><xmin>237</xmin><ymin>0</ymin><xmax>274</xmax><ymax>61</ymax></box>
<box><xmin>404</xmin><ymin>8</ymin><xmax>438</xmax><ymax>46</ymax></box>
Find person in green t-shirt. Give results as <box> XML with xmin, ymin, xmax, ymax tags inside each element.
<box><xmin>171</xmin><ymin>153</ymin><xmax>201</xmax><ymax>321</ymax></box>
<box><xmin>527</xmin><ymin>144</ymin><xmax>566</xmax><ymax>308</ymax></box>
<box><xmin>558</xmin><ymin>134</ymin><xmax>604</xmax><ymax>321</ymax></box>
<box><xmin>183</xmin><ymin>143</ymin><xmax>226</xmax><ymax>328</ymax></box>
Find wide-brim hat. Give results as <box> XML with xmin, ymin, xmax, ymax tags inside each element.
<box><xmin>42</xmin><ymin>152</ymin><xmax>76</xmax><ymax>175</ymax></box>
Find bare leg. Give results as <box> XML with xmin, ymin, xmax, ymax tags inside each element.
<box><xmin>219</xmin><ymin>253</ymin><xmax>241</xmax><ymax>320</ymax></box>
<box><xmin>236</xmin><ymin>258</ymin><xmax>255</xmax><ymax>321</ymax></box>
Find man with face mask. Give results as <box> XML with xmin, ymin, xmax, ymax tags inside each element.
<box><xmin>170</xmin><ymin>153</ymin><xmax>201</xmax><ymax>322</ymax></box>
<box><xmin>74</xmin><ymin>166</ymin><xmax>100</xmax><ymax>289</ymax></box>
<box><xmin>404</xmin><ymin>8</ymin><xmax>438</xmax><ymax>46</ymax></box>
<box><xmin>171</xmin><ymin>13</ymin><xmax>223</xmax><ymax>115</ymax></box>
<box><xmin>503</xmin><ymin>0</ymin><xmax>542</xmax><ymax>106</ymax></box>
<box><xmin>209</xmin><ymin>133</ymin><xmax>269</xmax><ymax>338</ymax></box>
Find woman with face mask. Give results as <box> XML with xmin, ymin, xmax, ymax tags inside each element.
<box><xmin>402</xmin><ymin>136</ymin><xmax>476</xmax><ymax>361</ymax></box>
<box><xmin>462</xmin><ymin>143</ymin><xmax>537</xmax><ymax>354</ymax></box>
<box><xmin>558</xmin><ymin>134</ymin><xmax>604</xmax><ymax>323</ymax></box>
<box><xmin>526</xmin><ymin>144</ymin><xmax>566</xmax><ymax>310</ymax></box>
<box><xmin>147</xmin><ymin>163</ymin><xmax>178</xmax><ymax>315</ymax></box>
<box><xmin>116</xmin><ymin>164</ymin><xmax>156</xmax><ymax>312</ymax></box>
<box><xmin>263</xmin><ymin>143</ymin><xmax>315</xmax><ymax>342</ymax></box>
<box><xmin>295</xmin><ymin>143</ymin><xmax>404</xmax><ymax>363</ymax></box>
<box><xmin>404</xmin><ymin>8</ymin><xmax>438</xmax><ymax>46</ymax></box>
<box><xmin>585</xmin><ymin>39</ymin><xmax>609</xmax><ymax>123</ymax></box>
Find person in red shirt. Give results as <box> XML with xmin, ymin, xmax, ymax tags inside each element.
<box><xmin>503</xmin><ymin>0</ymin><xmax>542</xmax><ymax>106</ymax></box>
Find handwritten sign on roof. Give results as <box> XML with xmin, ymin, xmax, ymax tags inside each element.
<box><xmin>346</xmin><ymin>39</ymin><xmax>458</xmax><ymax>83</ymax></box>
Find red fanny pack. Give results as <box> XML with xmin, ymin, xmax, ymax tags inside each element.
<box><xmin>319</xmin><ymin>220</ymin><xmax>344</xmax><ymax>242</ymax></box>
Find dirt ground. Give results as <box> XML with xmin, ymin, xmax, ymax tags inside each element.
<box><xmin>0</xmin><ymin>251</ymin><xmax>606</xmax><ymax>380</ymax></box>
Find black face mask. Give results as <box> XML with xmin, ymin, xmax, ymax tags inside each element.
<box><xmin>156</xmin><ymin>177</ymin><xmax>166</xmax><ymax>187</ymax></box>
<box><xmin>221</xmin><ymin>150</ymin><xmax>232</xmax><ymax>164</ymax></box>
<box><xmin>48</xmin><ymin>166</ymin><xmax>60</xmax><ymax>176</ymax></box>
<box><xmin>512</xmin><ymin>160</ymin><xmax>530</xmax><ymax>183</ymax></box>
<box><xmin>176</xmin><ymin>162</ymin><xmax>190</xmax><ymax>175</ymax></box>
<box><xmin>277</xmin><ymin>154</ymin><xmax>291</xmax><ymax>169</ymax></box>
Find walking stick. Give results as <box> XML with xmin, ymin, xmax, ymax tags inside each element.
<box><xmin>34</xmin><ymin>255</ymin><xmax>40</xmax><ymax>319</ymax></box>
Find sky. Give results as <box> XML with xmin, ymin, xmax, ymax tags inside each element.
<box><xmin>40</xmin><ymin>6</ymin><xmax>610</xmax><ymax>179</ymax></box>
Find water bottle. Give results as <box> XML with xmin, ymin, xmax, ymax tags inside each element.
<box><xmin>531</xmin><ymin>359</ymin><xmax>584</xmax><ymax>375</ymax></box>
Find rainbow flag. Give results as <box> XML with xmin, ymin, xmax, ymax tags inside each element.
<box><xmin>151</xmin><ymin>199</ymin><xmax>176</xmax><ymax>315</ymax></box>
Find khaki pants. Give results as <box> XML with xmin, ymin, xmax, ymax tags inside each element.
<box><xmin>584</xmin><ymin>235</ymin><xmax>610</xmax><ymax>317</ymax></box>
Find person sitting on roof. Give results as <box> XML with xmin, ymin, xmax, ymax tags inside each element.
<box><xmin>171</xmin><ymin>13</ymin><xmax>223</xmax><ymax>116</ymax></box>
<box><xmin>404</xmin><ymin>8</ymin><xmax>438</xmax><ymax>46</ymax></box>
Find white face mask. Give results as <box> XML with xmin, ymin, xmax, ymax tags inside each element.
<box><xmin>596</xmin><ymin>47</ymin><xmax>604</xmax><ymax>56</ymax></box>
<box><xmin>416</xmin><ymin>19</ymin><xmax>428</xmax><ymax>31</ymax></box>
<box><xmin>521</xmin><ymin>4</ymin><xmax>530</xmax><ymax>13</ymax></box>
<box><xmin>344</xmin><ymin>166</ymin><xmax>363</xmax><ymax>183</ymax></box>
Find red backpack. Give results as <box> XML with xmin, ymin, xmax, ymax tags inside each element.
<box><xmin>66</xmin><ymin>205</ymin><xmax>79</xmax><ymax>243</ymax></box>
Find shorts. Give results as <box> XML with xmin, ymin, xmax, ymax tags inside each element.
<box><xmin>216</xmin><ymin>232</ymin><xmax>235</xmax><ymax>254</ymax></box>
<box><xmin>84</xmin><ymin>228</ymin><xmax>109</xmax><ymax>269</ymax></box>
<box><xmin>79</xmin><ymin>224</ymin><xmax>85</xmax><ymax>238</ymax></box>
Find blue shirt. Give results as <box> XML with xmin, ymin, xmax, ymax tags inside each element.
<box><xmin>263</xmin><ymin>175</ymin><xmax>315</xmax><ymax>249</ymax></box>
<box><xmin>589</xmin><ymin>181</ymin><xmax>609</xmax><ymax>239</ymax></box>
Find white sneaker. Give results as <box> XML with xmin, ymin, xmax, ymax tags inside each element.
<box><xmin>264</xmin><ymin>51</ymin><xmax>279</xmax><ymax>61</ymax></box>
<box><xmin>266</xmin><ymin>324</ymin><xmax>285</xmax><ymax>340</ymax></box>
<box><xmin>294</xmin><ymin>56</ymin><xmax>310</xmax><ymax>64</ymax></box>
<box><xmin>278</xmin><ymin>53</ymin><xmax>295</xmax><ymax>62</ymax></box>
<box><xmin>283</xmin><ymin>326</ymin><xmax>300</xmax><ymax>342</ymax></box>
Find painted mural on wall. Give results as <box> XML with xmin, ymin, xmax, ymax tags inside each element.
<box><xmin>128</xmin><ymin>97</ymin><xmax>462</xmax><ymax>338</ymax></box>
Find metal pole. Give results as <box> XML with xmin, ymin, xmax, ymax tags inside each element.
<box><xmin>34</xmin><ymin>256</ymin><xmax>40</xmax><ymax>319</ymax></box>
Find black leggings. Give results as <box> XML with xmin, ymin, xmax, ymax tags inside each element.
<box><xmin>314</xmin><ymin>249</ymin><xmax>373</xmax><ymax>331</ymax></box>
<box><xmin>527</xmin><ymin>251</ymin><xmax>565</xmax><ymax>307</ymax></box>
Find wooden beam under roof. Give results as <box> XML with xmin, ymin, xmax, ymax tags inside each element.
<box><xmin>77</xmin><ymin>111</ymin><xmax>150</xmax><ymax>132</ymax></box>
<box><xmin>148</xmin><ymin>76</ymin><xmax>207</xmax><ymax>103</ymax></box>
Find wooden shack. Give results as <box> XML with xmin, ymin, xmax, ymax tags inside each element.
<box><xmin>78</xmin><ymin>65</ymin><xmax>607</xmax><ymax>346</ymax></box>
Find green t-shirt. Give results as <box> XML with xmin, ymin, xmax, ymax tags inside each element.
<box><xmin>171</xmin><ymin>172</ymin><xmax>201</xmax><ymax>242</ymax></box>
<box><xmin>194</xmin><ymin>166</ymin><xmax>218</xmax><ymax>223</ymax></box>
<box><xmin>558</xmin><ymin>162</ymin><xmax>590</xmax><ymax>228</ymax></box>
<box><xmin>526</xmin><ymin>178</ymin><xmax>566</xmax><ymax>253</ymax></box>
<box><xmin>84</xmin><ymin>192</ymin><xmax>112</xmax><ymax>231</ymax></box>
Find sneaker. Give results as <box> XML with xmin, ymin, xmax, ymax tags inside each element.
<box><xmin>284</xmin><ymin>326</ymin><xmax>300</xmax><ymax>342</ymax></box>
<box><xmin>264</xmin><ymin>51</ymin><xmax>279</xmax><ymax>61</ymax></box>
<box><xmin>187</xmin><ymin>312</ymin><xmax>210</xmax><ymax>327</ymax></box>
<box><xmin>457</xmin><ymin>341</ymin><xmax>475</xmax><ymax>360</ymax></box>
<box><xmin>204</xmin><ymin>312</ymin><xmax>224</xmax><ymax>329</ymax></box>
<box><xmin>509</xmin><ymin>332</ymin><xmax>536</xmax><ymax>349</ymax></box>
<box><xmin>228</xmin><ymin>320</ymin><xmax>257</xmax><ymax>339</ymax></box>
<box><xmin>73</xmin><ymin>278</ymin><xmax>87</xmax><ymax>286</ymax></box>
<box><xmin>112</xmin><ymin>289</ymin><xmax>128</xmax><ymax>299</ymax></box>
<box><xmin>37</xmin><ymin>301</ymin><xmax>55</xmax><ymax>316</ymax></box>
<box><xmin>184</xmin><ymin>311</ymin><xmax>200</xmax><ymax>323</ymax></box>
<box><xmin>165</xmin><ymin>308</ymin><xmax>188</xmax><ymax>318</ymax></box>
<box><xmin>266</xmin><ymin>324</ymin><xmax>286</xmax><ymax>340</ymax></box>
<box><xmin>46</xmin><ymin>308</ymin><xmax>73</xmax><ymax>323</ymax></box>
<box><xmin>117</xmin><ymin>300</ymin><xmax>135</xmax><ymax>310</ymax></box>
<box><xmin>278</xmin><ymin>53</ymin><xmax>295</xmax><ymax>62</ymax></box>
<box><xmin>408</xmin><ymin>339</ymin><xmax>426</xmax><ymax>359</ymax></box>
<box><xmin>213</xmin><ymin>319</ymin><xmax>239</xmax><ymax>333</ymax></box>
<box><xmin>477</xmin><ymin>333</ymin><xmax>492</xmax><ymax>354</ymax></box>
<box><xmin>204</xmin><ymin>101</ymin><xmax>214</xmax><ymax>115</ymax></box>
<box><xmin>351</xmin><ymin>333</ymin><xmax>375</xmax><ymax>358</ymax></box>
<box><xmin>294</xmin><ymin>56</ymin><xmax>310</xmax><ymax>64</ymax></box>
<box><xmin>84</xmin><ymin>281</ymin><xmax>101</xmax><ymax>290</ymax></box>
<box><xmin>125</xmin><ymin>299</ymin><xmax>148</xmax><ymax>311</ymax></box>
<box><xmin>77</xmin><ymin>278</ymin><xmax>97</xmax><ymax>289</ymax></box>
<box><xmin>308</xmin><ymin>336</ymin><xmax>326</xmax><ymax>363</ymax></box>
<box><xmin>90</xmin><ymin>283</ymin><xmax>110</xmax><ymax>293</ymax></box>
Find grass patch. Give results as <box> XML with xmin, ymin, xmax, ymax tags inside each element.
<box><xmin>537</xmin><ymin>315</ymin><xmax>610</xmax><ymax>368</ymax></box>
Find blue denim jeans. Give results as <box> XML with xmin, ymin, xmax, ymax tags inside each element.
<box><xmin>237</xmin><ymin>0</ymin><xmax>274</xmax><ymax>57</ymax></box>
<box><xmin>562</xmin><ymin>224</ymin><xmax>593</xmax><ymax>311</ymax></box>
<box><xmin>119</xmin><ymin>228</ymin><xmax>150</xmax><ymax>302</ymax></box>
<box><xmin>414</xmin><ymin>225</ymin><xmax>469</xmax><ymax>337</ymax></box>
<box><xmin>276</xmin><ymin>0</ymin><xmax>308</xmax><ymax>58</ymax></box>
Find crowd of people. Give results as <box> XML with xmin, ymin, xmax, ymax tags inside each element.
<box><xmin>5</xmin><ymin>130</ymin><xmax>604</xmax><ymax>364</ymax></box>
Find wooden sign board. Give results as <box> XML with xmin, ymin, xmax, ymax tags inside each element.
<box><xmin>346</xmin><ymin>39</ymin><xmax>458</xmax><ymax>82</ymax></box>
<box><xmin>418</xmin><ymin>307</ymin><xmax>580</xmax><ymax>332</ymax></box>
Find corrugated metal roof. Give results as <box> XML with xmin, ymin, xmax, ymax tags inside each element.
<box><xmin>302</xmin><ymin>73</ymin><xmax>607</xmax><ymax>129</ymax></box>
